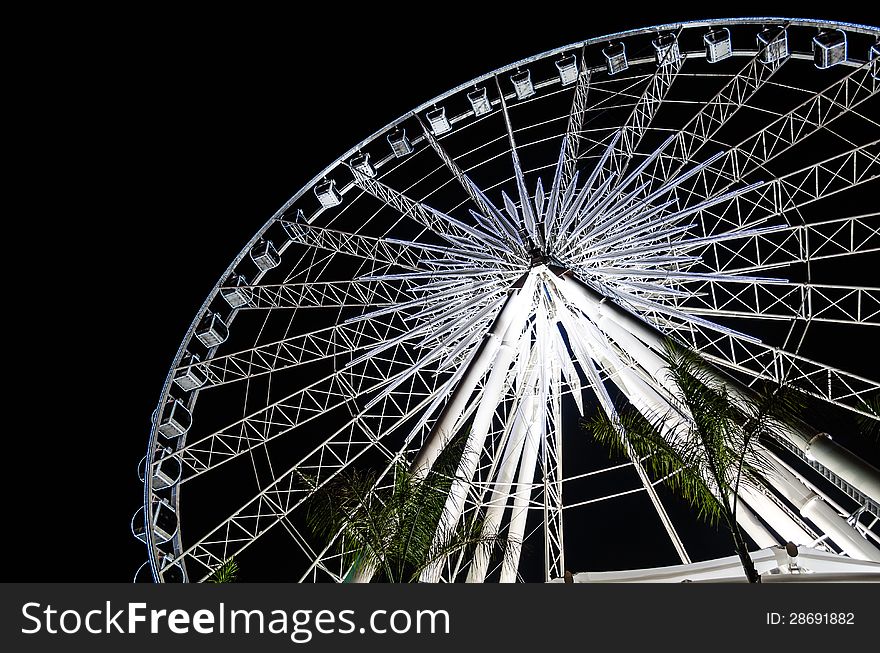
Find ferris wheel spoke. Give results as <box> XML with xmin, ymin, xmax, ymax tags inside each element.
<box><xmin>588</xmin><ymin>138</ymin><xmax>880</xmax><ymax>253</ymax></box>
<box><xmin>674</xmin><ymin>61</ymin><xmax>878</xmax><ymax>216</ymax></box>
<box><xmin>564</xmin><ymin>150</ymin><xmax>726</xmax><ymax>252</ymax></box>
<box><xmin>182</xmin><ymin>319</ymin><xmax>408</xmax><ymax>389</ymax></box>
<box><xmin>674</xmin><ymin>279</ymin><xmax>880</xmax><ymax>326</ymax></box>
<box><xmin>282</xmin><ymin>221</ymin><xmax>437</xmax><ymax>271</ymax></box>
<box><xmin>342</xmin><ymin>277</ymin><xmax>507</xmax><ymax>325</ymax></box>
<box><xmin>732</xmin><ymin>61</ymin><xmax>878</xmax><ymax>182</ymax></box>
<box><xmin>606</xmin><ymin>27</ymin><xmax>685</xmax><ymax>180</ymax></box>
<box><xmin>673</xmin><ymin>322</ymin><xmax>880</xmax><ymax>420</ymax></box>
<box><xmin>187</xmin><ymin>280</ymin><xmax>504</xmax><ymax>390</ymax></box>
<box><xmin>496</xmin><ymin>75</ymin><xmax>543</xmax><ymax>248</ymax></box>
<box><xmin>641</xmin><ymin>40</ymin><xmax>788</xmax><ymax>195</ymax></box>
<box><xmin>576</xmin><ymin>220</ymin><xmax>779</xmax><ymax>266</ymax></box>
<box><xmin>694</xmin><ymin>140</ymin><xmax>880</xmax><ymax>240</ymax></box>
<box><xmin>177</xmin><ymin>369</ymin><xmax>466</xmax><ymax>581</ymax></box>
<box><xmin>551</xmin><ymin>72</ymin><xmax>653</xmax><ymax>175</ymax></box>
<box><xmin>416</xmin><ymin>114</ymin><xmax>526</xmax><ymax>256</ymax></box>
<box><xmin>350</xmin><ymin>168</ymin><xmax>513</xmax><ymax>259</ymax></box>
<box><xmin>608</xmin><ymin>286</ymin><xmax>764</xmax><ymax>345</ymax></box>
<box><xmin>231</xmin><ymin>277</ymin><xmax>418</xmax><ymax>310</ymax></box>
<box><xmin>692</xmin><ymin>212</ymin><xmax>880</xmax><ymax>274</ymax></box>
<box><xmin>558</xmin><ymin>51</ymin><xmax>592</xmax><ymax>197</ymax></box>
<box><xmin>170</xmin><ymin>297</ymin><xmax>499</xmax><ymax>479</ymax></box>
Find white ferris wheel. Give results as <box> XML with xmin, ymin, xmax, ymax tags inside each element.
<box><xmin>135</xmin><ymin>18</ymin><xmax>880</xmax><ymax>582</ymax></box>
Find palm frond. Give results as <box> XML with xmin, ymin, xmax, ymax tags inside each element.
<box><xmin>305</xmin><ymin>430</ymin><xmax>514</xmax><ymax>582</ymax></box>
<box><xmin>588</xmin><ymin>407</ymin><xmax>725</xmax><ymax>524</ymax></box>
<box><xmin>209</xmin><ymin>557</ymin><xmax>238</xmax><ymax>583</ymax></box>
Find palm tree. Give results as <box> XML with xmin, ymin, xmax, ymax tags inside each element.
<box><xmin>586</xmin><ymin>342</ymin><xmax>800</xmax><ymax>583</ymax></box>
<box><xmin>305</xmin><ymin>435</ymin><xmax>514</xmax><ymax>582</ymax></box>
<box><xmin>208</xmin><ymin>556</ymin><xmax>239</xmax><ymax>583</ymax></box>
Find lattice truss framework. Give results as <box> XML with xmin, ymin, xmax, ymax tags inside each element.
<box><xmin>140</xmin><ymin>22</ymin><xmax>880</xmax><ymax>583</ymax></box>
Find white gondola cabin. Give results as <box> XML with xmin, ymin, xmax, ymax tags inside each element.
<box><xmin>468</xmin><ymin>87</ymin><xmax>492</xmax><ymax>116</ymax></box>
<box><xmin>220</xmin><ymin>273</ymin><xmax>251</xmax><ymax>310</ymax></box>
<box><xmin>195</xmin><ymin>312</ymin><xmax>228</xmax><ymax>348</ymax></box>
<box><xmin>153</xmin><ymin>498</ymin><xmax>178</xmax><ymax>542</ymax></box>
<box><xmin>555</xmin><ymin>54</ymin><xmax>578</xmax><ymax>86</ymax></box>
<box><xmin>757</xmin><ymin>27</ymin><xmax>788</xmax><ymax>64</ymax></box>
<box><xmin>151</xmin><ymin>447</ymin><xmax>182</xmax><ymax>489</ymax></box>
<box><xmin>812</xmin><ymin>30</ymin><xmax>847</xmax><ymax>69</ymax></box>
<box><xmin>251</xmin><ymin>239</ymin><xmax>280</xmax><ymax>272</ymax></box>
<box><xmin>349</xmin><ymin>152</ymin><xmax>376</xmax><ymax>177</ymax></box>
<box><xmin>603</xmin><ymin>42</ymin><xmax>628</xmax><ymax>75</ymax></box>
<box><xmin>426</xmin><ymin>106</ymin><xmax>451</xmax><ymax>135</ymax></box>
<box><xmin>704</xmin><ymin>28</ymin><xmax>732</xmax><ymax>63</ymax></box>
<box><xmin>131</xmin><ymin>499</ymin><xmax>177</xmax><ymax>544</ymax></box>
<box><xmin>388</xmin><ymin>129</ymin><xmax>413</xmax><ymax>157</ymax></box>
<box><xmin>314</xmin><ymin>179</ymin><xmax>342</xmax><ymax>208</ymax></box>
<box><xmin>510</xmin><ymin>70</ymin><xmax>534</xmax><ymax>99</ymax></box>
<box><xmin>157</xmin><ymin>398</ymin><xmax>192</xmax><ymax>439</ymax></box>
<box><xmin>173</xmin><ymin>352</ymin><xmax>207</xmax><ymax>391</ymax></box>
<box><xmin>653</xmin><ymin>33</ymin><xmax>681</xmax><ymax>66</ymax></box>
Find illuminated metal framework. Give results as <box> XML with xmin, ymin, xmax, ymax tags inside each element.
<box><xmin>138</xmin><ymin>19</ymin><xmax>880</xmax><ymax>583</ymax></box>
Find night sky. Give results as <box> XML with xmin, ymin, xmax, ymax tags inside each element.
<box><xmin>16</xmin><ymin>3</ymin><xmax>878</xmax><ymax>582</ymax></box>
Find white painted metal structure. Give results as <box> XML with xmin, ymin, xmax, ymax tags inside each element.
<box><xmin>550</xmin><ymin>545</ymin><xmax>880</xmax><ymax>582</ymax></box>
<box><xmin>138</xmin><ymin>18</ymin><xmax>880</xmax><ymax>582</ymax></box>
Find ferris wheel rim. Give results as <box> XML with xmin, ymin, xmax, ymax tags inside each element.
<box><xmin>141</xmin><ymin>17</ymin><xmax>880</xmax><ymax>582</ymax></box>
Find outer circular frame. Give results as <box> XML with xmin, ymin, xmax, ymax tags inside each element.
<box><xmin>141</xmin><ymin>17</ymin><xmax>880</xmax><ymax>582</ymax></box>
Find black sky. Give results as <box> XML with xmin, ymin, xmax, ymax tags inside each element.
<box><xmin>15</xmin><ymin>2</ymin><xmax>879</xmax><ymax>582</ymax></box>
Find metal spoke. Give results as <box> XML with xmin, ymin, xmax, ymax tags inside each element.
<box><xmin>675</xmin><ymin>280</ymin><xmax>880</xmax><ymax>326</ymax></box>
<box><xmin>142</xmin><ymin>21</ymin><xmax>880</xmax><ymax>583</ymax></box>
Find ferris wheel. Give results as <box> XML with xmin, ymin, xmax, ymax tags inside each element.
<box><xmin>135</xmin><ymin>18</ymin><xmax>880</xmax><ymax>582</ymax></box>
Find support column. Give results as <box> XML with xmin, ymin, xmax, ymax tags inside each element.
<box><xmin>732</xmin><ymin>494</ymin><xmax>780</xmax><ymax>549</ymax></box>
<box><xmin>500</xmin><ymin>379</ymin><xmax>544</xmax><ymax>583</ymax></box>
<box><xmin>410</xmin><ymin>272</ymin><xmax>534</xmax><ymax>476</ymax></box>
<box><xmin>805</xmin><ymin>434</ymin><xmax>880</xmax><ymax>501</ymax></box>
<box><xmin>764</xmin><ymin>461</ymin><xmax>880</xmax><ymax>562</ymax></box>
<box><xmin>737</xmin><ymin>486</ymin><xmax>813</xmax><ymax>545</ymax></box>
<box><xmin>555</xmin><ymin>271</ymin><xmax>880</xmax><ymax>561</ymax></box>
<box><xmin>598</xmin><ymin>341</ymin><xmax>790</xmax><ymax>549</ymax></box>
<box><xmin>557</xmin><ymin>303</ymin><xmax>692</xmax><ymax>564</ymax></box>
<box><xmin>557</xmin><ymin>271</ymin><xmax>880</xmax><ymax>507</ymax></box>
<box><xmin>467</xmin><ymin>385</ymin><xmax>536</xmax><ymax>583</ymax></box>
<box><xmin>419</xmin><ymin>315</ymin><xmax>525</xmax><ymax>582</ymax></box>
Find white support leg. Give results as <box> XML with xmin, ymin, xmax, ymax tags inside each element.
<box><xmin>732</xmin><ymin>494</ymin><xmax>781</xmax><ymax>549</ymax></box>
<box><xmin>467</xmin><ymin>385</ymin><xmax>536</xmax><ymax>583</ymax></box>
<box><xmin>738</xmin><ymin>486</ymin><xmax>814</xmax><ymax>546</ymax></box>
<box><xmin>557</xmin><ymin>302</ymin><xmax>692</xmax><ymax>564</ymax></box>
<box><xmin>764</xmin><ymin>460</ymin><xmax>880</xmax><ymax>562</ymax></box>
<box><xmin>419</xmin><ymin>317</ymin><xmax>525</xmax><ymax>582</ymax></box>
<box><xmin>500</xmin><ymin>379</ymin><xmax>544</xmax><ymax>583</ymax></box>
<box><xmin>589</xmin><ymin>277</ymin><xmax>880</xmax><ymax>505</ymax></box>
<box><xmin>804</xmin><ymin>434</ymin><xmax>880</xmax><ymax>502</ymax></box>
<box><xmin>556</xmin><ymin>271</ymin><xmax>880</xmax><ymax>556</ymax></box>
<box><xmin>410</xmin><ymin>273</ymin><xmax>535</xmax><ymax>476</ymax></box>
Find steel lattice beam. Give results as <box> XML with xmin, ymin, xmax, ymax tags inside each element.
<box><xmin>675</xmin><ymin>280</ymin><xmax>880</xmax><ymax>325</ymax></box>
<box><xmin>231</xmin><ymin>278</ymin><xmax>417</xmax><ymax>310</ymax></box>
